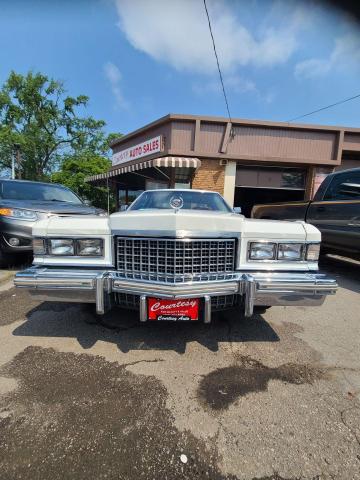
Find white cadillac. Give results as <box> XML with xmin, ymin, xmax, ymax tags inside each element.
<box><xmin>14</xmin><ymin>190</ymin><xmax>337</xmax><ymax>323</ymax></box>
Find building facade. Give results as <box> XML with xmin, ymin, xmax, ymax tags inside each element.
<box><xmin>87</xmin><ymin>114</ymin><xmax>360</xmax><ymax>216</ymax></box>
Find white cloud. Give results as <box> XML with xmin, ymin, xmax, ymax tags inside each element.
<box><xmin>192</xmin><ymin>74</ymin><xmax>275</xmax><ymax>105</ymax></box>
<box><xmin>114</xmin><ymin>0</ymin><xmax>306</xmax><ymax>74</ymax></box>
<box><xmin>103</xmin><ymin>61</ymin><xmax>128</xmax><ymax>108</ymax></box>
<box><xmin>192</xmin><ymin>74</ymin><xmax>256</xmax><ymax>95</ymax></box>
<box><xmin>295</xmin><ymin>33</ymin><xmax>360</xmax><ymax>79</ymax></box>
<box><xmin>295</xmin><ymin>58</ymin><xmax>332</xmax><ymax>78</ymax></box>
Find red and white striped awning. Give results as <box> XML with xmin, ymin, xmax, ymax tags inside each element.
<box><xmin>86</xmin><ymin>156</ymin><xmax>201</xmax><ymax>183</ymax></box>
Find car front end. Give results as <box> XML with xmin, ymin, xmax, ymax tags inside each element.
<box><xmin>14</xmin><ymin>191</ymin><xmax>338</xmax><ymax>322</ymax></box>
<box><xmin>0</xmin><ymin>179</ymin><xmax>106</xmax><ymax>263</ymax></box>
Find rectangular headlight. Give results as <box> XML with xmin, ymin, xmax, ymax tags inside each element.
<box><xmin>306</xmin><ymin>243</ymin><xmax>320</xmax><ymax>262</ymax></box>
<box><xmin>49</xmin><ymin>239</ymin><xmax>74</xmax><ymax>256</ymax></box>
<box><xmin>33</xmin><ymin>238</ymin><xmax>46</xmax><ymax>255</ymax></box>
<box><xmin>249</xmin><ymin>242</ymin><xmax>276</xmax><ymax>260</ymax></box>
<box><xmin>278</xmin><ymin>243</ymin><xmax>303</xmax><ymax>261</ymax></box>
<box><xmin>77</xmin><ymin>239</ymin><xmax>103</xmax><ymax>256</ymax></box>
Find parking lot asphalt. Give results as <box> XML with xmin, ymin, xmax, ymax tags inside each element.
<box><xmin>0</xmin><ymin>256</ymin><xmax>359</xmax><ymax>480</ymax></box>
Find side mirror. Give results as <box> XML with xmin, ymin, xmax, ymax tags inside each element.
<box><xmin>233</xmin><ymin>206</ymin><xmax>242</xmax><ymax>214</ymax></box>
<box><xmin>83</xmin><ymin>199</ymin><xmax>92</xmax><ymax>206</ymax></box>
<box><xmin>120</xmin><ymin>204</ymin><xmax>128</xmax><ymax>211</ymax></box>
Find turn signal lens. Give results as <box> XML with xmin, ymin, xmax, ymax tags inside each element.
<box><xmin>49</xmin><ymin>239</ymin><xmax>74</xmax><ymax>256</ymax></box>
<box><xmin>249</xmin><ymin>242</ymin><xmax>276</xmax><ymax>260</ymax></box>
<box><xmin>33</xmin><ymin>238</ymin><xmax>46</xmax><ymax>255</ymax></box>
<box><xmin>306</xmin><ymin>243</ymin><xmax>321</xmax><ymax>262</ymax></box>
<box><xmin>0</xmin><ymin>208</ymin><xmax>12</xmax><ymax>216</ymax></box>
<box><xmin>77</xmin><ymin>239</ymin><xmax>103</xmax><ymax>256</ymax></box>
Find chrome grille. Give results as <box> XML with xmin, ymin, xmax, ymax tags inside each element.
<box><xmin>114</xmin><ymin>293</ymin><xmax>140</xmax><ymax>309</ymax></box>
<box><xmin>116</xmin><ymin>237</ymin><xmax>236</xmax><ymax>283</ymax></box>
<box><xmin>211</xmin><ymin>295</ymin><xmax>239</xmax><ymax>310</ymax></box>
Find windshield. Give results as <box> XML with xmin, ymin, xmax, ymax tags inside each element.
<box><xmin>0</xmin><ymin>181</ymin><xmax>83</xmax><ymax>204</ymax></box>
<box><xmin>128</xmin><ymin>190</ymin><xmax>232</xmax><ymax>212</ymax></box>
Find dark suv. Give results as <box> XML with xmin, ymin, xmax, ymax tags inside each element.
<box><xmin>0</xmin><ymin>179</ymin><xmax>106</xmax><ymax>265</ymax></box>
<box><xmin>252</xmin><ymin>167</ymin><xmax>360</xmax><ymax>259</ymax></box>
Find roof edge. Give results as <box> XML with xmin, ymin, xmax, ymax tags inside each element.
<box><xmin>110</xmin><ymin>113</ymin><xmax>360</xmax><ymax>149</ymax></box>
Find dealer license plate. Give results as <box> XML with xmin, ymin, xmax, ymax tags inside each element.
<box><xmin>147</xmin><ymin>298</ymin><xmax>199</xmax><ymax>321</ymax></box>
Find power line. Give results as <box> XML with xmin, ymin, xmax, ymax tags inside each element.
<box><xmin>203</xmin><ymin>0</ymin><xmax>232</xmax><ymax>123</ymax></box>
<box><xmin>287</xmin><ymin>93</ymin><xmax>360</xmax><ymax>122</ymax></box>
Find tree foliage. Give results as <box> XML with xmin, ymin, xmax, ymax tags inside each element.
<box><xmin>0</xmin><ymin>71</ymin><xmax>108</xmax><ymax>180</ymax></box>
<box><xmin>0</xmin><ymin>71</ymin><xmax>122</xmax><ymax>209</ymax></box>
<box><xmin>51</xmin><ymin>153</ymin><xmax>114</xmax><ymax>211</ymax></box>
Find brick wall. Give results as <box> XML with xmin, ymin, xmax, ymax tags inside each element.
<box><xmin>192</xmin><ymin>159</ymin><xmax>225</xmax><ymax>194</ymax></box>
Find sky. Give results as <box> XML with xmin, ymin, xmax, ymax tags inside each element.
<box><xmin>1</xmin><ymin>0</ymin><xmax>360</xmax><ymax>136</ymax></box>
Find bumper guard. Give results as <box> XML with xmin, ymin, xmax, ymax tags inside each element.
<box><xmin>14</xmin><ymin>267</ymin><xmax>338</xmax><ymax>320</ymax></box>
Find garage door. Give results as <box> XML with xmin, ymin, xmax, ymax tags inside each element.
<box><xmin>236</xmin><ymin>166</ymin><xmax>306</xmax><ymax>190</ymax></box>
<box><xmin>235</xmin><ymin>166</ymin><xmax>307</xmax><ymax>217</ymax></box>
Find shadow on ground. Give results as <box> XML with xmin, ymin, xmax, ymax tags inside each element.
<box><xmin>319</xmin><ymin>254</ymin><xmax>360</xmax><ymax>294</ymax></box>
<box><xmin>12</xmin><ymin>299</ymin><xmax>279</xmax><ymax>354</ymax></box>
<box><xmin>9</xmin><ymin>252</ymin><xmax>359</xmax><ymax>353</ymax></box>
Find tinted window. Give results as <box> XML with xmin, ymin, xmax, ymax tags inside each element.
<box><xmin>128</xmin><ymin>191</ymin><xmax>232</xmax><ymax>212</ymax></box>
<box><xmin>324</xmin><ymin>172</ymin><xmax>360</xmax><ymax>201</ymax></box>
<box><xmin>0</xmin><ymin>181</ymin><xmax>82</xmax><ymax>204</ymax></box>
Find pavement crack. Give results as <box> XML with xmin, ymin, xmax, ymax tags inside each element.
<box><xmin>121</xmin><ymin>358</ymin><xmax>165</xmax><ymax>368</ymax></box>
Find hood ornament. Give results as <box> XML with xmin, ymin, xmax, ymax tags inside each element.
<box><xmin>170</xmin><ymin>195</ymin><xmax>184</xmax><ymax>212</ymax></box>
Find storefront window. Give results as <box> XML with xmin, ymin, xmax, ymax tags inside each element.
<box><xmin>118</xmin><ymin>188</ymin><xmax>143</xmax><ymax>210</ymax></box>
<box><xmin>128</xmin><ymin>190</ymin><xmax>143</xmax><ymax>204</ymax></box>
<box><xmin>175</xmin><ymin>182</ymin><xmax>190</xmax><ymax>189</ymax></box>
<box><xmin>118</xmin><ymin>189</ymin><xmax>127</xmax><ymax>207</ymax></box>
<box><xmin>146</xmin><ymin>179</ymin><xmax>168</xmax><ymax>190</ymax></box>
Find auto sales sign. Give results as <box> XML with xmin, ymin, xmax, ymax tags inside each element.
<box><xmin>112</xmin><ymin>136</ymin><xmax>163</xmax><ymax>166</ymax></box>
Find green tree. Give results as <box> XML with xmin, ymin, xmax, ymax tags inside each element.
<box><xmin>52</xmin><ymin>130</ymin><xmax>122</xmax><ymax>210</ymax></box>
<box><xmin>0</xmin><ymin>71</ymin><xmax>106</xmax><ymax>180</ymax></box>
<box><xmin>51</xmin><ymin>151</ymin><xmax>114</xmax><ymax>211</ymax></box>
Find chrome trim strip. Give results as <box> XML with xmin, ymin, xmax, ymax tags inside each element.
<box><xmin>112</xmin><ymin>278</ymin><xmax>240</xmax><ymax>298</ymax></box>
<box><xmin>95</xmin><ymin>273</ymin><xmax>107</xmax><ymax>315</ymax></box>
<box><xmin>140</xmin><ymin>296</ymin><xmax>147</xmax><ymax>322</ymax></box>
<box><xmin>204</xmin><ymin>295</ymin><xmax>211</xmax><ymax>324</ymax></box>
<box><xmin>14</xmin><ymin>267</ymin><xmax>338</xmax><ymax>318</ymax></box>
<box><xmin>244</xmin><ymin>274</ymin><xmax>256</xmax><ymax>317</ymax></box>
<box><xmin>112</xmin><ymin>229</ymin><xmax>241</xmax><ymax>239</ymax></box>
<box><xmin>15</xmin><ymin>276</ymin><xmax>95</xmax><ymax>289</ymax></box>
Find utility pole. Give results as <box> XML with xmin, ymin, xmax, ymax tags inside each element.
<box><xmin>11</xmin><ymin>153</ymin><xmax>15</xmax><ymax>179</ymax></box>
<box><xmin>13</xmin><ymin>144</ymin><xmax>21</xmax><ymax>179</ymax></box>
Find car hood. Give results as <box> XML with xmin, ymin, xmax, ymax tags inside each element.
<box><xmin>32</xmin><ymin>209</ymin><xmax>320</xmax><ymax>243</ymax></box>
<box><xmin>0</xmin><ymin>199</ymin><xmax>104</xmax><ymax>215</ymax></box>
<box><xmin>109</xmin><ymin>210</ymin><xmax>316</xmax><ymax>240</ymax></box>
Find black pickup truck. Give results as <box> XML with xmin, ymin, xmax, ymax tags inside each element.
<box><xmin>252</xmin><ymin>167</ymin><xmax>360</xmax><ymax>259</ymax></box>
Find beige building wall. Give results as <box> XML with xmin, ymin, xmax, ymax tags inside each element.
<box><xmin>192</xmin><ymin>159</ymin><xmax>225</xmax><ymax>194</ymax></box>
<box><xmin>223</xmin><ymin>161</ymin><xmax>237</xmax><ymax>207</ymax></box>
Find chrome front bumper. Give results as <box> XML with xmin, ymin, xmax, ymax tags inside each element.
<box><xmin>14</xmin><ymin>267</ymin><xmax>338</xmax><ymax>321</ymax></box>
